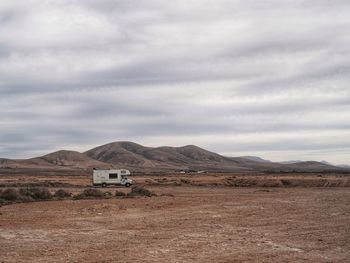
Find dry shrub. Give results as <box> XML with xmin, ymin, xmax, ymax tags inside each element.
<box><xmin>54</xmin><ymin>189</ymin><xmax>72</xmax><ymax>198</ymax></box>
<box><xmin>159</xmin><ymin>193</ymin><xmax>175</xmax><ymax>197</ymax></box>
<box><xmin>0</xmin><ymin>187</ymin><xmax>53</xmax><ymax>204</ymax></box>
<box><xmin>19</xmin><ymin>195</ymin><xmax>35</xmax><ymax>202</ymax></box>
<box><xmin>281</xmin><ymin>179</ymin><xmax>292</xmax><ymax>187</ymax></box>
<box><xmin>180</xmin><ymin>179</ymin><xmax>190</xmax><ymax>184</ymax></box>
<box><xmin>74</xmin><ymin>188</ymin><xmax>104</xmax><ymax>199</ymax></box>
<box><xmin>115</xmin><ymin>190</ymin><xmax>126</xmax><ymax>197</ymax></box>
<box><xmin>127</xmin><ymin>186</ymin><xmax>155</xmax><ymax>197</ymax></box>
<box><xmin>82</xmin><ymin>188</ymin><xmax>104</xmax><ymax>197</ymax></box>
<box><xmin>104</xmin><ymin>191</ymin><xmax>112</xmax><ymax>197</ymax></box>
<box><xmin>18</xmin><ymin>188</ymin><xmax>34</xmax><ymax>198</ymax></box>
<box><xmin>20</xmin><ymin>187</ymin><xmax>53</xmax><ymax>200</ymax></box>
<box><xmin>0</xmin><ymin>188</ymin><xmax>20</xmax><ymax>201</ymax></box>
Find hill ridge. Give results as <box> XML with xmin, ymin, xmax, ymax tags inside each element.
<box><xmin>1</xmin><ymin>141</ymin><xmax>347</xmax><ymax>173</ymax></box>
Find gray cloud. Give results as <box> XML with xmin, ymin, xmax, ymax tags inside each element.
<box><xmin>0</xmin><ymin>0</ymin><xmax>350</xmax><ymax>164</ymax></box>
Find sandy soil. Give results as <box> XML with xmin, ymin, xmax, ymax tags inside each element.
<box><xmin>1</xmin><ymin>184</ymin><xmax>349</xmax><ymax>262</ymax></box>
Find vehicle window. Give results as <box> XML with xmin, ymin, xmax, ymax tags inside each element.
<box><xmin>109</xmin><ymin>173</ymin><xmax>118</xmax><ymax>179</ymax></box>
<box><xmin>121</xmin><ymin>170</ymin><xmax>126</xmax><ymax>174</ymax></box>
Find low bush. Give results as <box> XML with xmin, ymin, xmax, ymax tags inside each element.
<box><xmin>0</xmin><ymin>187</ymin><xmax>53</xmax><ymax>203</ymax></box>
<box><xmin>104</xmin><ymin>191</ymin><xmax>112</xmax><ymax>197</ymax></box>
<box><xmin>18</xmin><ymin>188</ymin><xmax>33</xmax><ymax>197</ymax></box>
<box><xmin>34</xmin><ymin>188</ymin><xmax>53</xmax><ymax>200</ymax></box>
<box><xmin>82</xmin><ymin>188</ymin><xmax>104</xmax><ymax>197</ymax></box>
<box><xmin>54</xmin><ymin>189</ymin><xmax>72</xmax><ymax>198</ymax></box>
<box><xmin>0</xmin><ymin>198</ymin><xmax>6</xmax><ymax>205</ymax></box>
<box><xmin>127</xmin><ymin>186</ymin><xmax>155</xmax><ymax>197</ymax></box>
<box><xmin>0</xmin><ymin>187</ymin><xmax>61</xmax><ymax>205</ymax></box>
<box><xmin>115</xmin><ymin>190</ymin><xmax>126</xmax><ymax>197</ymax></box>
<box><xmin>73</xmin><ymin>188</ymin><xmax>105</xmax><ymax>199</ymax></box>
<box><xmin>19</xmin><ymin>195</ymin><xmax>35</xmax><ymax>202</ymax></box>
<box><xmin>0</xmin><ymin>188</ymin><xmax>20</xmax><ymax>201</ymax></box>
<box><xmin>21</xmin><ymin>187</ymin><xmax>53</xmax><ymax>200</ymax></box>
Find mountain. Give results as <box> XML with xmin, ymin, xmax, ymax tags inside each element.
<box><xmin>36</xmin><ymin>150</ymin><xmax>112</xmax><ymax>169</ymax></box>
<box><xmin>0</xmin><ymin>158</ymin><xmax>19</xmax><ymax>168</ymax></box>
<box><xmin>280</xmin><ymin>160</ymin><xmax>304</xmax><ymax>164</ymax></box>
<box><xmin>84</xmin><ymin>141</ymin><xmax>345</xmax><ymax>172</ymax></box>
<box><xmin>1</xmin><ymin>141</ymin><xmax>348</xmax><ymax>173</ymax></box>
<box><xmin>337</xmin><ymin>164</ymin><xmax>350</xmax><ymax>169</ymax></box>
<box><xmin>84</xmin><ymin>141</ymin><xmax>250</xmax><ymax>172</ymax></box>
<box><xmin>240</xmin><ymin>156</ymin><xmax>271</xmax><ymax>163</ymax></box>
<box><xmin>282</xmin><ymin>161</ymin><xmax>338</xmax><ymax>171</ymax></box>
<box><xmin>0</xmin><ymin>150</ymin><xmax>111</xmax><ymax>169</ymax></box>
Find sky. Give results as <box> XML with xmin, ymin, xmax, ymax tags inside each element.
<box><xmin>0</xmin><ymin>0</ymin><xmax>350</xmax><ymax>164</ymax></box>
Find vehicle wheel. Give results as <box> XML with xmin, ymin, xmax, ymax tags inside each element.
<box><xmin>125</xmin><ymin>183</ymin><xmax>131</xmax><ymax>187</ymax></box>
<box><xmin>102</xmin><ymin>183</ymin><xmax>107</xmax><ymax>187</ymax></box>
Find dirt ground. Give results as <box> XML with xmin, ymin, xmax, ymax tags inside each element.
<box><xmin>0</xmin><ymin>174</ymin><xmax>349</xmax><ymax>262</ymax></box>
<box><xmin>1</xmin><ymin>172</ymin><xmax>349</xmax><ymax>188</ymax></box>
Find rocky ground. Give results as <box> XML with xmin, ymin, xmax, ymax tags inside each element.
<box><xmin>0</xmin><ymin>174</ymin><xmax>349</xmax><ymax>262</ymax></box>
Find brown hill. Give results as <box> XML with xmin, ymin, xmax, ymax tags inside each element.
<box><xmin>36</xmin><ymin>150</ymin><xmax>112</xmax><ymax>169</ymax></box>
<box><xmin>84</xmin><ymin>141</ymin><xmax>250</xmax><ymax>172</ymax></box>
<box><xmin>0</xmin><ymin>158</ymin><xmax>19</xmax><ymax>168</ymax></box>
<box><xmin>1</xmin><ymin>141</ymin><xmax>347</xmax><ymax>173</ymax></box>
<box><xmin>232</xmin><ymin>157</ymin><xmax>348</xmax><ymax>172</ymax></box>
<box><xmin>85</xmin><ymin>142</ymin><xmax>346</xmax><ymax>172</ymax></box>
<box><xmin>0</xmin><ymin>150</ymin><xmax>111</xmax><ymax>170</ymax></box>
<box><xmin>284</xmin><ymin>161</ymin><xmax>339</xmax><ymax>172</ymax></box>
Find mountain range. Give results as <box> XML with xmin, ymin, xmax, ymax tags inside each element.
<box><xmin>0</xmin><ymin>141</ymin><xmax>348</xmax><ymax>173</ymax></box>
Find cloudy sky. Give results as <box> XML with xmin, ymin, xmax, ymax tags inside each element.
<box><xmin>1</xmin><ymin>0</ymin><xmax>350</xmax><ymax>164</ymax></box>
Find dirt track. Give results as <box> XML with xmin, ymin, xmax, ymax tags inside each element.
<box><xmin>1</xmin><ymin>184</ymin><xmax>349</xmax><ymax>262</ymax></box>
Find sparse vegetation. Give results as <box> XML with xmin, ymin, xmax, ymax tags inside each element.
<box><xmin>0</xmin><ymin>184</ymin><xmax>158</xmax><ymax>206</ymax></box>
<box><xmin>0</xmin><ymin>187</ymin><xmax>53</xmax><ymax>205</ymax></box>
<box><xmin>115</xmin><ymin>190</ymin><xmax>126</xmax><ymax>197</ymax></box>
<box><xmin>0</xmin><ymin>188</ymin><xmax>20</xmax><ymax>201</ymax></box>
<box><xmin>54</xmin><ymin>189</ymin><xmax>72</xmax><ymax>198</ymax></box>
<box><xmin>104</xmin><ymin>191</ymin><xmax>112</xmax><ymax>197</ymax></box>
<box><xmin>73</xmin><ymin>188</ymin><xmax>105</xmax><ymax>199</ymax></box>
<box><xmin>82</xmin><ymin>188</ymin><xmax>105</xmax><ymax>197</ymax></box>
<box><xmin>22</xmin><ymin>187</ymin><xmax>53</xmax><ymax>200</ymax></box>
<box><xmin>127</xmin><ymin>186</ymin><xmax>156</xmax><ymax>197</ymax></box>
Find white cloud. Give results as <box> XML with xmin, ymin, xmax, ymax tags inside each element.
<box><xmin>0</xmin><ymin>0</ymin><xmax>350</xmax><ymax>163</ymax></box>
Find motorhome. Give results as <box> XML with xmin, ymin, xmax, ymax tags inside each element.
<box><xmin>92</xmin><ymin>169</ymin><xmax>133</xmax><ymax>187</ymax></box>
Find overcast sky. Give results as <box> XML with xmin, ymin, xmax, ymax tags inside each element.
<box><xmin>1</xmin><ymin>0</ymin><xmax>350</xmax><ymax>164</ymax></box>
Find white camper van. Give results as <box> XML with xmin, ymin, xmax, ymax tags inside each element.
<box><xmin>92</xmin><ymin>169</ymin><xmax>133</xmax><ymax>187</ymax></box>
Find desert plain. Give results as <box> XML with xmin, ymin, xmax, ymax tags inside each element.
<box><xmin>0</xmin><ymin>172</ymin><xmax>349</xmax><ymax>263</ymax></box>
